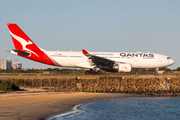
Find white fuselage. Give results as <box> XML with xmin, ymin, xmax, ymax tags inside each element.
<box><xmin>45</xmin><ymin>51</ymin><xmax>175</xmax><ymax>69</ymax></box>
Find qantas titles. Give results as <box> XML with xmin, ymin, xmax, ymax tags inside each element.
<box><xmin>92</xmin><ymin>52</ymin><xmax>154</xmax><ymax>58</ymax></box>
<box><xmin>120</xmin><ymin>53</ymin><xmax>154</xmax><ymax>58</ymax></box>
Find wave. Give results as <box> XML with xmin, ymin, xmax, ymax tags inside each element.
<box><xmin>45</xmin><ymin>104</ymin><xmax>84</xmax><ymax>120</ymax></box>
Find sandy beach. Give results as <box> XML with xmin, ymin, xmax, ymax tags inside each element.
<box><xmin>0</xmin><ymin>88</ymin><xmax>145</xmax><ymax>120</ymax></box>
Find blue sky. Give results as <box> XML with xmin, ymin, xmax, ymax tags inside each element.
<box><xmin>0</xmin><ymin>0</ymin><xmax>179</xmax><ymax>69</ymax></box>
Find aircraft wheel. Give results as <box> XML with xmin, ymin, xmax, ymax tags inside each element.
<box><xmin>85</xmin><ymin>71</ymin><xmax>90</xmax><ymax>75</ymax></box>
<box><xmin>97</xmin><ymin>71</ymin><xmax>102</xmax><ymax>75</ymax></box>
<box><xmin>154</xmin><ymin>71</ymin><xmax>158</xmax><ymax>75</ymax></box>
<box><xmin>91</xmin><ymin>70</ymin><xmax>96</xmax><ymax>75</ymax></box>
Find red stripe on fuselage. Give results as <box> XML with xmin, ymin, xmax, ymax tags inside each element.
<box><xmin>18</xmin><ymin>51</ymin><xmax>56</xmax><ymax>66</ymax></box>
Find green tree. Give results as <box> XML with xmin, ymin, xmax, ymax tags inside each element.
<box><xmin>177</xmin><ymin>67</ymin><xmax>180</xmax><ymax>71</ymax></box>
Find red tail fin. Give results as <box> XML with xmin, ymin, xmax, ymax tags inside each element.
<box><xmin>7</xmin><ymin>23</ymin><xmax>56</xmax><ymax>66</ymax></box>
<box><xmin>7</xmin><ymin>24</ymin><xmax>41</xmax><ymax>57</ymax></box>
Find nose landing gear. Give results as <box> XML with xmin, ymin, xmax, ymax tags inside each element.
<box><xmin>154</xmin><ymin>68</ymin><xmax>159</xmax><ymax>75</ymax></box>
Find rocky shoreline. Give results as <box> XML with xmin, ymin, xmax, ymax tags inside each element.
<box><xmin>4</xmin><ymin>75</ymin><xmax>180</xmax><ymax>96</ymax></box>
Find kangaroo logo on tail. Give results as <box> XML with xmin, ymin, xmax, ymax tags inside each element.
<box><xmin>9</xmin><ymin>31</ymin><xmax>39</xmax><ymax>57</ymax></box>
<box><xmin>7</xmin><ymin>23</ymin><xmax>58</xmax><ymax>66</ymax></box>
<box><xmin>7</xmin><ymin>23</ymin><xmax>41</xmax><ymax>57</ymax></box>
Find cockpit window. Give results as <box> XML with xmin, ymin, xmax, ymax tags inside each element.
<box><xmin>167</xmin><ymin>57</ymin><xmax>170</xmax><ymax>59</ymax></box>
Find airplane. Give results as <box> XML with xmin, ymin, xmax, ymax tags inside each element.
<box><xmin>7</xmin><ymin>23</ymin><xmax>175</xmax><ymax>75</ymax></box>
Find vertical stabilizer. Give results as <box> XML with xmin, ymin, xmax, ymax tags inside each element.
<box><xmin>7</xmin><ymin>23</ymin><xmax>56</xmax><ymax>66</ymax></box>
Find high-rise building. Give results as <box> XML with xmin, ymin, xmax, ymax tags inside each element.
<box><xmin>0</xmin><ymin>60</ymin><xmax>12</xmax><ymax>70</ymax></box>
<box><xmin>12</xmin><ymin>63</ymin><xmax>22</xmax><ymax>70</ymax></box>
<box><xmin>0</xmin><ymin>59</ymin><xmax>22</xmax><ymax>70</ymax></box>
<box><xmin>0</xmin><ymin>60</ymin><xmax>7</xmax><ymax>70</ymax></box>
<box><xmin>6</xmin><ymin>60</ymin><xmax>12</xmax><ymax>69</ymax></box>
<box><xmin>17</xmin><ymin>63</ymin><xmax>22</xmax><ymax>70</ymax></box>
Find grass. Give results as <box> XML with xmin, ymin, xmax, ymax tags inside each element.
<box><xmin>0</xmin><ymin>73</ymin><xmax>101</xmax><ymax>79</ymax></box>
<box><xmin>0</xmin><ymin>80</ymin><xmax>20</xmax><ymax>92</ymax></box>
<box><xmin>0</xmin><ymin>73</ymin><xmax>179</xmax><ymax>80</ymax></box>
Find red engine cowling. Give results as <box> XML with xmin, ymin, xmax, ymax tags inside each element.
<box><xmin>113</xmin><ymin>63</ymin><xmax>132</xmax><ymax>72</ymax></box>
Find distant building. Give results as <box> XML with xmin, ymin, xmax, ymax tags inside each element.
<box><xmin>12</xmin><ymin>63</ymin><xmax>22</xmax><ymax>70</ymax></box>
<box><xmin>43</xmin><ymin>71</ymin><xmax>50</xmax><ymax>74</ymax></box>
<box><xmin>0</xmin><ymin>59</ymin><xmax>22</xmax><ymax>70</ymax></box>
<box><xmin>0</xmin><ymin>60</ymin><xmax>12</xmax><ymax>70</ymax></box>
<box><xmin>0</xmin><ymin>60</ymin><xmax>7</xmax><ymax>70</ymax></box>
<box><xmin>6</xmin><ymin>60</ymin><xmax>12</xmax><ymax>69</ymax></box>
<box><xmin>17</xmin><ymin>63</ymin><xmax>22</xmax><ymax>70</ymax></box>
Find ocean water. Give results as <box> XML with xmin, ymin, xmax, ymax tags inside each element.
<box><xmin>47</xmin><ymin>97</ymin><xmax>180</xmax><ymax>120</ymax></box>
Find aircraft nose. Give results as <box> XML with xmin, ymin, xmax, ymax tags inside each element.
<box><xmin>170</xmin><ymin>59</ymin><xmax>175</xmax><ymax>65</ymax></box>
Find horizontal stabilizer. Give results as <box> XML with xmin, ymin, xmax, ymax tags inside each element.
<box><xmin>12</xmin><ymin>49</ymin><xmax>31</xmax><ymax>57</ymax></box>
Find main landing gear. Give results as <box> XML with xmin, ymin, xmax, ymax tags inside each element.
<box><xmin>85</xmin><ymin>69</ymin><xmax>102</xmax><ymax>75</ymax></box>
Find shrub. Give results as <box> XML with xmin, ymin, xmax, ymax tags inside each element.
<box><xmin>0</xmin><ymin>80</ymin><xmax>20</xmax><ymax>92</ymax></box>
<box><xmin>177</xmin><ymin>67</ymin><xmax>180</xmax><ymax>71</ymax></box>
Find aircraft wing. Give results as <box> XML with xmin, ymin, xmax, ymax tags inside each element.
<box><xmin>82</xmin><ymin>49</ymin><xmax>115</xmax><ymax>67</ymax></box>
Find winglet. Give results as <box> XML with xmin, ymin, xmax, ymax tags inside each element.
<box><xmin>82</xmin><ymin>49</ymin><xmax>89</xmax><ymax>54</ymax></box>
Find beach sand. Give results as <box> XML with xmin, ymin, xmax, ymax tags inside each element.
<box><xmin>0</xmin><ymin>88</ymin><xmax>145</xmax><ymax>120</ymax></box>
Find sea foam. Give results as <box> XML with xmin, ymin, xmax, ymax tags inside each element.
<box><xmin>45</xmin><ymin>104</ymin><xmax>84</xmax><ymax>120</ymax></box>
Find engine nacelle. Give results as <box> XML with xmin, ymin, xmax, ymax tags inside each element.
<box><xmin>113</xmin><ymin>63</ymin><xmax>132</xmax><ymax>72</ymax></box>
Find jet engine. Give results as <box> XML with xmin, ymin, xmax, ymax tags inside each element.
<box><xmin>113</xmin><ymin>63</ymin><xmax>132</xmax><ymax>72</ymax></box>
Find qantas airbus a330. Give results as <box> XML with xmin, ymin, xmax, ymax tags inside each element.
<box><xmin>7</xmin><ymin>24</ymin><xmax>175</xmax><ymax>74</ymax></box>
